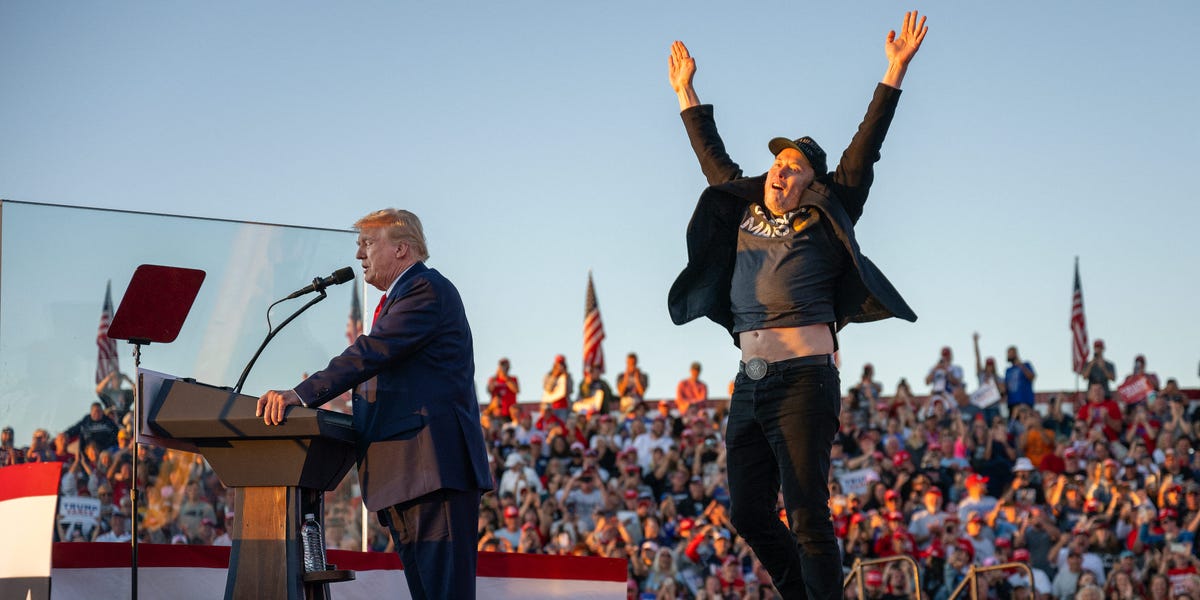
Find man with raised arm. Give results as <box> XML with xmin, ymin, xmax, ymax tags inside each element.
<box><xmin>666</xmin><ymin>12</ymin><xmax>928</xmax><ymax>599</ymax></box>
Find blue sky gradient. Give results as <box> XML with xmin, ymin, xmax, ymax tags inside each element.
<box><xmin>2</xmin><ymin>1</ymin><xmax>1197</xmax><ymax>436</ymax></box>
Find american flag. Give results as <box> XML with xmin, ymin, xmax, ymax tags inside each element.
<box><xmin>346</xmin><ymin>276</ymin><xmax>363</xmax><ymax>345</ymax></box>
<box><xmin>1070</xmin><ymin>258</ymin><xmax>1089</xmax><ymax>375</ymax></box>
<box><xmin>583</xmin><ymin>272</ymin><xmax>606</xmax><ymax>375</ymax></box>
<box><xmin>96</xmin><ymin>280</ymin><xmax>119</xmax><ymax>384</ymax></box>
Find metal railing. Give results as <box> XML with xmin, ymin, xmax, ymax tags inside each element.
<box><xmin>844</xmin><ymin>555</ymin><xmax>922</xmax><ymax>599</ymax></box>
<box><xmin>946</xmin><ymin>562</ymin><xmax>1036</xmax><ymax>600</ymax></box>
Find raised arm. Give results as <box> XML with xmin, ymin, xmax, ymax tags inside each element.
<box><xmin>881</xmin><ymin>11</ymin><xmax>929</xmax><ymax>90</ymax></box>
<box><xmin>827</xmin><ymin>12</ymin><xmax>929</xmax><ymax>223</ymax></box>
<box><xmin>670</xmin><ymin>40</ymin><xmax>743</xmax><ymax>185</ymax></box>
<box><xmin>972</xmin><ymin>332</ymin><xmax>984</xmax><ymax>377</ymax></box>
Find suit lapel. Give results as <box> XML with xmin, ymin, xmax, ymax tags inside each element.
<box><xmin>374</xmin><ymin>262</ymin><xmax>428</xmax><ymax>325</ymax></box>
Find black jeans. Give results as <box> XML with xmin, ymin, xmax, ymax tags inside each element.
<box><xmin>726</xmin><ymin>358</ymin><xmax>842</xmax><ymax>600</ymax></box>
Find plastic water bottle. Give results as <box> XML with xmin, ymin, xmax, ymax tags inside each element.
<box><xmin>301</xmin><ymin>513</ymin><xmax>326</xmax><ymax>572</ymax></box>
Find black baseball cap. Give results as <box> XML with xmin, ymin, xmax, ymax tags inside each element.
<box><xmin>768</xmin><ymin>136</ymin><xmax>828</xmax><ymax>175</ymax></box>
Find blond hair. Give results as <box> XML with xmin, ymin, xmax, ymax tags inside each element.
<box><xmin>354</xmin><ymin>208</ymin><xmax>429</xmax><ymax>261</ymax></box>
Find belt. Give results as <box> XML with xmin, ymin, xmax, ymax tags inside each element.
<box><xmin>739</xmin><ymin>354</ymin><xmax>835</xmax><ymax>380</ymax></box>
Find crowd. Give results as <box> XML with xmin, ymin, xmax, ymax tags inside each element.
<box><xmin>3</xmin><ymin>338</ymin><xmax>1199</xmax><ymax>600</ymax></box>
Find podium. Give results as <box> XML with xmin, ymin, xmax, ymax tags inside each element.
<box><xmin>144</xmin><ymin>373</ymin><xmax>357</xmax><ymax>600</ymax></box>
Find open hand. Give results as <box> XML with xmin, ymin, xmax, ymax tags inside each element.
<box><xmin>668</xmin><ymin>41</ymin><xmax>696</xmax><ymax>93</ymax></box>
<box><xmin>885</xmin><ymin>11</ymin><xmax>929</xmax><ymax>67</ymax></box>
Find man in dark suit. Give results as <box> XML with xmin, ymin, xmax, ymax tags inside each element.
<box><xmin>257</xmin><ymin>208</ymin><xmax>492</xmax><ymax>599</ymax></box>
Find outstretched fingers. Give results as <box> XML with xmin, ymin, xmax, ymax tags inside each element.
<box><xmin>904</xmin><ymin>11</ymin><xmax>928</xmax><ymax>42</ymax></box>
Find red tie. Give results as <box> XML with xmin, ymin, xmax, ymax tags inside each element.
<box><xmin>373</xmin><ymin>294</ymin><xmax>387</xmax><ymax>323</ymax></box>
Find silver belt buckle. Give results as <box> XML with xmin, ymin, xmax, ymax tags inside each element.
<box><xmin>746</xmin><ymin>357</ymin><xmax>768</xmax><ymax>381</ymax></box>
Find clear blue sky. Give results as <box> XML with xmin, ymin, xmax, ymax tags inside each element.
<box><xmin>2</xmin><ymin>1</ymin><xmax>1198</xmax><ymax>436</ymax></box>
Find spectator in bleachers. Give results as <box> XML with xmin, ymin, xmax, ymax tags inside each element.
<box><xmin>927</xmin><ymin>346</ymin><xmax>965</xmax><ymax>406</ymax></box>
<box><xmin>95</xmin><ymin>511</ymin><xmax>131</xmax><ymax>542</ymax></box>
<box><xmin>541</xmin><ymin>354</ymin><xmax>572</xmax><ymax>420</ymax></box>
<box><xmin>616</xmin><ymin>353</ymin><xmax>648</xmax><ymax>413</ymax></box>
<box><xmin>177</xmin><ymin>481</ymin><xmax>216</xmax><ymax>542</ymax></box>
<box><xmin>1005</xmin><ymin>345</ymin><xmax>1038</xmax><ymax>412</ymax></box>
<box><xmin>486</xmin><ymin>357</ymin><xmax>520</xmax><ymax>423</ymax></box>
<box><xmin>65</xmin><ymin>402</ymin><xmax>120</xmax><ymax>453</ymax></box>
<box><xmin>1</xmin><ymin>426</ymin><xmax>22</xmax><ymax>466</ymax></box>
<box><xmin>1077</xmin><ymin>382</ymin><xmax>1123</xmax><ymax>442</ymax></box>
<box><xmin>674</xmin><ymin>362</ymin><xmax>707</xmax><ymax>417</ymax></box>
<box><xmin>24</xmin><ymin>428</ymin><xmax>54</xmax><ymax>463</ymax></box>
<box><xmin>577</xmin><ymin>365</ymin><xmax>614</xmax><ymax>415</ymax></box>
<box><xmin>18</xmin><ymin>333</ymin><xmax>1200</xmax><ymax>600</ymax></box>
<box><xmin>1082</xmin><ymin>339</ymin><xmax>1117</xmax><ymax>395</ymax></box>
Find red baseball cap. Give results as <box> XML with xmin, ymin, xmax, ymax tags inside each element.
<box><xmin>623</xmin><ymin>489</ymin><xmax>638</xmax><ymax>500</ymax></box>
<box><xmin>865</xmin><ymin>570</ymin><xmax>883</xmax><ymax>587</ymax></box>
<box><xmin>892</xmin><ymin>451</ymin><xmax>911</xmax><ymax>466</ymax></box>
<box><xmin>1013</xmin><ymin>548</ymin><xmax>1031</xmax><ymax>562</ymax></box>
<box><xmin>956</xmin><ymin>539</ymin><xmax>975</xmax><ymax>560</ymax></box>
<box><xmin>504</xmin><ymin>506</ymin><xmax>519</xmax><ymax>518</ymax></box>
<box><xmin>966</xmin><ymin>473</ymin><xmax>989</xmax><ymax>487</ymax></box>
<box><xmin>885</xmin><ymin>489</ymin><xmax>900</xmax><ymax>500</ymax></box>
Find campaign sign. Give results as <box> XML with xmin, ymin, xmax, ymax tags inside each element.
<box><xmin>837</xmin><ymin>468</ymin><xmax>879</xmax><ymax>498</ymax></box>
<box><xmin>1119</xmin><ymin>375</ymin><xmax>1153</xmax><ymax>405</ymax></box>
<box><xmin>58</xmin><ymin>496</ymin><xmax>101</xmax><ymax>526</ymax></box>
<box><xmin>970</xmin><ymin>382</ymin><xmax>1001</xmax><ymax>409</ymax></box>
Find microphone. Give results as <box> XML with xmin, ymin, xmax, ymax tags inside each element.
<box><xmin>285</xmin><ymin>267</ymin><xmax>355</xmax><ymax>299</ymax></box>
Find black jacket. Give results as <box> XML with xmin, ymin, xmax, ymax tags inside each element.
<box><xmin>667</xmin><ymin>83</ymin><xmax>917</xmax><ymax>345</ymax></box>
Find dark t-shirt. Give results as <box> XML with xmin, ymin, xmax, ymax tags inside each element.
<box><xmin>731</xmin><ymin>203</ymin><xmax>846</xmax><ymax>333</ymax></box>
<box><xmin>67</xmin><ymin>415</ymin><xmax>120</xmax><ymax>451</ymax></box>
<box><xmin>1084</xmin><ymin>359</ymin><xmax>1116</xmax><ymax>392</ymax></box>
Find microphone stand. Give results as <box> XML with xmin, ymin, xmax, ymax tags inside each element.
<box><xmin>131</xmin><ymin>340</ymin><xmax>148</xmax><ymax>600</ymax></box>
<box><xmin>234</xmin><ymin>289</ymin><xmax>328</xmax><ymax>395</ymax></box>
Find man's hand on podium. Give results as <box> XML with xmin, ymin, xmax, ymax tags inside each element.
<box><xmin>256</xmin><ymin>389</ymin><xmax>303</xmax><ymax>426</ymax></box>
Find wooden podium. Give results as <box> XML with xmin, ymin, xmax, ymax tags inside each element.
<box><xmin>144</xmin><ymin>375</ymin><xmax>357</xmax><ymax>600</ymax></box>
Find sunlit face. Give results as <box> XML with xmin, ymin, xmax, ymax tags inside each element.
<box><xmin>763</xmin><ymin>148</ymin><xmax>813</xmax><ymax>216</ymax></box>
<box><xmin>924</xmin><ymin>492</ymin><xmax>941</xmax><ymax>512</ymax></box>
<box><xmin>356</xmin><ymin>226</ymin><xmax>407</xmax><ymax>292</ymax></box>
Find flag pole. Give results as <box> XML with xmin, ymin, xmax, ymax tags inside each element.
<box><xmin>1072</xmin><ymin>256</ymin><xmax>1082</xmax><ymax>406</ymax></box>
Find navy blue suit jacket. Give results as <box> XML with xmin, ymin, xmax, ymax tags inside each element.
<box><xmin>294</xmin><ymin>262</ymin><xmax>493</xmax><ymax>511</ymax></box>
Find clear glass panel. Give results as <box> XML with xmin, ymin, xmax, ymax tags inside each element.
<box><xmin>1</xmin><ymin>200</ymin><xmax>366</xmax><ymax>546</ymax></box>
